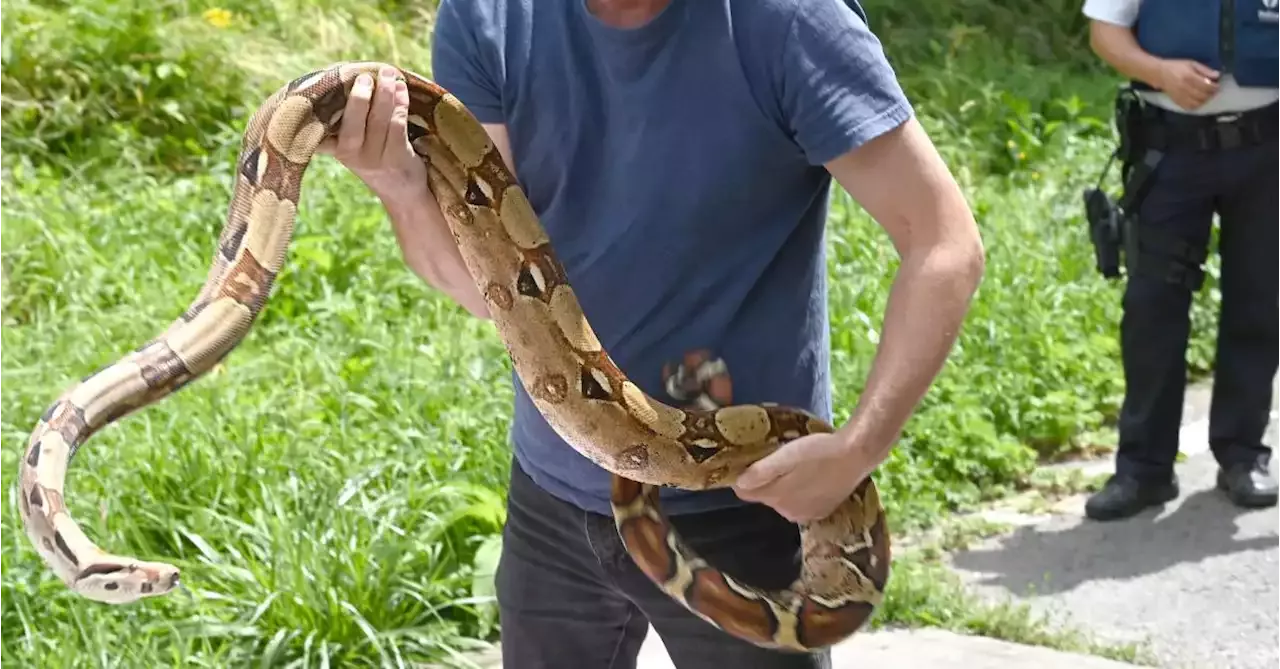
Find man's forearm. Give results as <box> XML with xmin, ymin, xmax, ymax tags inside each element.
<box><xmin>834</xmin><ymin>238</ymin><xmax>984</xmax><ymax>460</ymax></box>
<box><xmin>383</xmin><ymin>193</ymin><xmax>492</xmax><ymax>320</ymax></box>
<box><xmin>1089</xmin><ymin>21</ymin><xmax>1166</xmax><ymax>88</ymax></box>
<box><xmin>820</xmin><ymin>118</ymin><xmax>985</xmax><ymax>464</ymax></box>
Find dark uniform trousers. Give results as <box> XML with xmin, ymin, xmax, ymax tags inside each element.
<box><xmin>1116</xmin><ymin>102</ymin><xmax>1279</xmax><ymax>483</ymax></box>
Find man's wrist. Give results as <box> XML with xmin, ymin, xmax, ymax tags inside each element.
<box><xmin>833</xmin><ymin>414</ymin><xmax>896</xmax><ymax>463</ymax></box>
<box><xmin>1136</xmin><ymin>57</ymin><xmax>1169</xmax><ymax>91</ymax></box>
<box><xmin>379</xmin><ymin>182</ymin><xmax>434</xmax><ymax>222</ymax></box>
<box><xmin>1131</xmin><ymin>52</ymin><xmax>1170</xmax><ymax>89</ymax></box>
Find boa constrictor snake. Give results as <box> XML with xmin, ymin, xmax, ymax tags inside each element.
<box><xmin>17</xmin><ymin>62</ymin><xmax>891</xmax><ymax>652</ymax></box>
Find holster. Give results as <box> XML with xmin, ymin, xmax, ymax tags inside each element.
<box><xmin>1082</xmin><ymin>85</ymin><xmax>1150</xmax><ymax>281</ymax></box>
<box><xmin>1113</xmin><ymin>85</ymin><xmax>1163</xmax><ymax>218</ymax></box>
<box><xmin>1081</xmin><ymin>84</ymin><xmax>1216</xmax><ymax>290</ymax></box>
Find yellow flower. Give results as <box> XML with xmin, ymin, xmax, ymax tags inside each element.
<box><xmin>1031</xmin><ymin>171</ymin><xmax>1041</xmax><ymax>180</ymax></box>
<box><xmin>1017</xmin><ymin>151</ymin><xmax>1026</xmax><ymax>160</ymax></box>
<box><xmin>202</xmin><ymin>7</ymin><xmax>233</xmax><ymax>28</ymax></box>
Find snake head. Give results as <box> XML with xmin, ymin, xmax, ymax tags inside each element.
<box><xmin>73</xmin><ymin>559</ymin><xmax>181</xmax><ymax>604</ymax></box>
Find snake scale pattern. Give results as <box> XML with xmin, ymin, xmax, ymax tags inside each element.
<box><xmin>17</xmin><ymin>62</ymin><xmax>891</xmax><ymax>652</ymax></box>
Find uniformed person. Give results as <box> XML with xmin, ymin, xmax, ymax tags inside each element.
<box><xmin>1081</xmin><ymin>0</ymin><xmax>1278</xmax><ymax>521</ymax></box>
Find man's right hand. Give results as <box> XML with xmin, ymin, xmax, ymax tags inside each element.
<box><xmin>315</xmin><ymin>65</ymin><xmax>493</xmax><ymax>320</ymax></box>
<box><xmin>1156</xmin><ymin>59</ymin><xmax>1220</xmax><ymax>110</ymax></box>
<box><xmin>1087</xmin><ymin>21</ymin><xmax>1222</xmax><ymax>112</ymax></box>
<box><xmin>318</xmin><ymin>65</ymin><xmax>431</xmax><ymax>207</ymax></box>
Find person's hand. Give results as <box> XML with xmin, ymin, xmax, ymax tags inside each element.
<box><xmin>731</xmin><ymin>432</ymin><xmax>878</xmax><ymax>524</ymax></box>
<box><xmin>1156</xmin><ymin>59</ymin><xmax>1220</xmax><ymax>110</ymax></box>
<box><xmin>318</xmin><ymin>65</ymin><xmax>430</xmax><ymax>207</ymax></box>
<box><xmin>315</xmin><ymin>66</ymin><xmax>491</xmax><ymax>318</ymax></box>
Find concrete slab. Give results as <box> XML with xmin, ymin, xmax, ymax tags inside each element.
<box><xmin>634</xmin><ymin>626</ymin><xmax>1144</xmax><ymax>668</ymax></box>
<box><xmin>437</xmin><ymin>625</ymin><xmax>1147</xmax><ymax>669</ymax></box>
<box><xmin>948</xmin><ymin>393</ymin><xmax>1280</xmax><ymax>669</ymax></box>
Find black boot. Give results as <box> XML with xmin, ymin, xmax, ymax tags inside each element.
<box><xmin>1085</xmin><ymin>473</ymin><xmax>1180</xmax><ymax>521</ymax></box>
<box><xmin>1217</xmin><ymin>461</ymin><xmax>1279</xmax><ymax>508</ymax></box>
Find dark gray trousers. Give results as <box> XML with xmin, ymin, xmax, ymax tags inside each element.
<box><xmin>1116</xmin><ymin>108</ymin><xmax>1279</xmax><ymax>481</ymax></box>
<box><xmin>494</xmin><ymin>460</ymin><xmax>832</xmax><ymax>669</ymax></box>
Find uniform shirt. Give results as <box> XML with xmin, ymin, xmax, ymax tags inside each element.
<box><xmin>1083</xmin><ymin>0</ymin><xmax>1280</xmax><ymax>114</ymax></box>
<box><xmin>431</xmin><ymin>0</ymin><xmax>913</xmax><ymax>516</ymax></box>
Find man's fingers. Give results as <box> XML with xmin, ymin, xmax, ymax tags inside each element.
<box><xmin>733</xmin><ymin>456</ymin><xmax>785</xmax><ymax>492</ymax></box>
<box><xmin>384</xmin><ymin>79</ymin><xmax>414</xmax><ymax>160</ymax></box>
<box><xmin>384</xmin><ymin>80</ymin><xmax>409</xmax><ymax>155</ymax></box>
<box><xmin>1190</xmin><ymin>61</ymin><xmax>1220</xmax><ymax>80</ymax></box>
<box><xmin>1190</xmin><ymin>72</ymin><xmax>1219</xmax><ymax>94</ymax></box>
<box><xmin>363</xmin><ymin>66</ymin><xmax>398</xmax><ymax>162</ymax></box>
<box><xmin>1187</xmin><ymin>86</ymin><xmax>1216</xmax><ymax>109</ymax></box>
<box><xmin>338</xmin><ymin>73</ymin><xmax>374</xmax><ymax>156</ymax></box>
<box><xmin>1166</xmin><ymin>68</ymin><xmax>1217</xmax><ymax>110</ymax></box>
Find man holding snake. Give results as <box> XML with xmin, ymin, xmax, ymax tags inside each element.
<box><xmin>320</xmin><ymin>0</ymin><xmax>984</xmax><ymax>666</ymax></box>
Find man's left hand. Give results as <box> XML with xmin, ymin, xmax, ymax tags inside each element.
<box><xmin>731</xmin><ymin>432</ymin><xmax>880</xmax><ymax>523</ymax></box>
<box><xmin>732</xmin><ymin>117</ymin><xmax>983</xmax><ymax>526</ymax></box>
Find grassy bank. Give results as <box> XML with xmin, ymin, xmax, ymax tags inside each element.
<box><xmin>1</xmin><ymin>0</ymin><xmax>1220</xmax><ymax>666</ymax></box>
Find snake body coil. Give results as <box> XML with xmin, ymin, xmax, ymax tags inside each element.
<box><xmin>17</xmin><ymin>63</ymin><xmax>891</xmax><ymax>651</ymax></box>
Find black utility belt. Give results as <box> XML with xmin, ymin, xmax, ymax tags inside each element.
<box><xmin>1139</xmin><ymin>101</ymin><xmax>1278</xmax><ymax>152</ymax></box>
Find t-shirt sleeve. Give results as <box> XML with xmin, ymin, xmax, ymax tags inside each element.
<box><xmin>777</xmin><ymin>0</ymin><xmax>914</xmax><ymax>166</ymax></box>
<box><xmin>430</xmin><ymin>0</ymin><xmax>506</xmax><ymax>124</ymax></box>
<box><xmin>1082</xmin><ymin>0</ymin><xmax>1141</xmax><ymax>27</ymax></box>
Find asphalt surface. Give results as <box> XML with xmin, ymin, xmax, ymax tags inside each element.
<box><xmin>948</xmin><ymin>386</ymin><xmax>1279</xmax><ymax>669</ymax></box>
<box><xmin>634</xmin><ymin>626</ymin><xmax>1146</xmax><ymax>668</ymax></box>
<box><xmin>437</xmin><ymin>627</ymin><xmax>1149</xmax><ymax>669</ymax></box>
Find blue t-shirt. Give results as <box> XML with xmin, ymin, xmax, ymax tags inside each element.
<box><xmin>431</xmin><ymin>0</ymin><xmax>913</xmax><ymax>516</ymax></box>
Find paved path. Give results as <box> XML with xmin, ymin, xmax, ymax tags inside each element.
<box><xmin>948</xmin><ymin>386</ymin><xmax>1279</xmax><ymax>669</ymax></box>
<box><xmin>433</xmin><ymin>628</ymin><xmax>1143</xmax><ymax>669</ymax></box>
<box><xmin>634</xmin><ymin>626</ymin><xmax>1142</xmax><ymax>668</ymax></box>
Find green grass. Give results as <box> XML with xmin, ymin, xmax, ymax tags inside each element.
<box><xmin>1</xmin><ymin>0</ymin><xmax>1222</xmax><ymax>666</ymax></box>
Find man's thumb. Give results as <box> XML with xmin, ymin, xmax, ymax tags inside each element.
<box><xmin>1191</xmin><ymin>61</ymin><xmax>1220</xmax><ymax>80</ymax></box>
<box><xmin>734</xmin><ymin>456</ymin><xmax>781</xmax><ymax>491</ymax></box>
<box><xmin>315</xmin><ymin>136</ymin><xmax>337</xmax><ymax>156</ymax></box>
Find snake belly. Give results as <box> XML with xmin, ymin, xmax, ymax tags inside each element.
<box><xmin>16</xmin><ymin>62</ymin><xmax>891</xmax><ymax>651</ymax></box>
